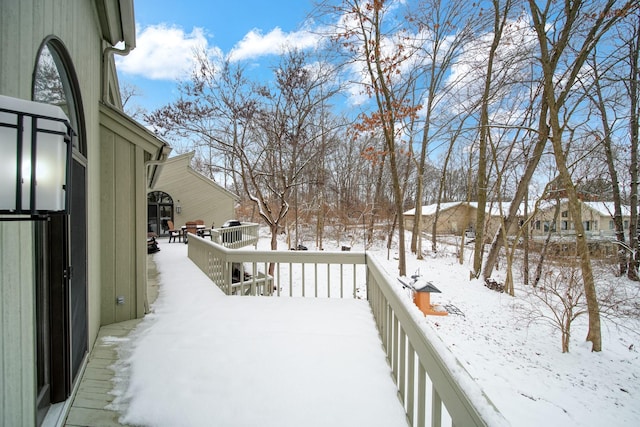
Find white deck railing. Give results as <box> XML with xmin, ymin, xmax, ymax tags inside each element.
<box><xmin>210</xmin><ymin>222</ymin><xmax>260</xmax><ymax>249</ymax></box>
<box><xmin>188</xmin><ymin>234</ymin><xmax>366</xmax><ymax>297</ymax></box>
<box><xmin>187</xmin><ymin>235</ymin><xmax>506</xmax><ymax>427</ymax></box>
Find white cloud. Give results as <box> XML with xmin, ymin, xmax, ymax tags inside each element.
<box><xmin>117</xmin><ymin>24</ymin><xmax>221</xmax><ymax>80</ymax></box>
<box><xmin>228</xmin><ymin>27</ymin><xmax>321</xmax><ymax>62</ymax></box>
<box><xmin>118</xmin><ymin>24</ymin><xmax>323</xmax><ymax>79</ymax></box>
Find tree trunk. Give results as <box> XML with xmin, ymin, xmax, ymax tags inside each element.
<box><xmin>628</xmin><ymin>18</ymin><xmax>640</xmax><ymax>280</ymax></box>
<box><xmin>473</xmin><ymin>0</ymin><xmax>509</xmax><ymax>278</ymax></box>
<box><xmin>549</xmin><ymin>110</ymin><xmax>601</xmax><ymax>351</ymax></box>
<box><xmin>523</xmin><ymin>186</ymin><xmax>530</xmax><ymax>286</ymax></box>
<box><xmin>590</xmin><ymin>62</ymin><xmax>627</xmax><ymax>275</ymax></box>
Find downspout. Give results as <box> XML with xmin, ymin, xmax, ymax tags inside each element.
<box><xmin>102</xmin><ymin>43</ymin><xmax>132</xmax><ymax>107</ymax></box>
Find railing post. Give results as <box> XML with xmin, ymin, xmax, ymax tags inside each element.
<box><xmin>432</xmin><ymin>384</ymin><xmax>442</xmax><ymax>427</ymax></box>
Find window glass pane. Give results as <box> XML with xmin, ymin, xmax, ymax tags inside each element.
<box><xmin>33</xmin><ymin>42</ymin><xmax>82</xmax><ymax>154</ymax></box>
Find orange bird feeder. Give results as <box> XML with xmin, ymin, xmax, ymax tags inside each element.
<box><xmin>413</xmin><ymin>282</ymin><xmax>448</xmax><ymax>316</ymax></box>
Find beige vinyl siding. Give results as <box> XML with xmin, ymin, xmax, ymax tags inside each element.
<box><xmin>530</xmin><ymin>200</ymin><xmax>630</xmax><ymax>238</ymax></box>
<box><xmin>100</xmin><ymin>125</ymin><xmax>141</xmax><ymax>324</ymax></box>
<box><xmin>153</xmin><ymin>153</ymin><xmax>238</xmax><ymax>229</ymax></box>
<box><xmin>405</xmin><ymin>203</ymin><xmax>475</xmax><ymax>236</ymax></box>
<box><xmin>0</xmin><ymin>222</ymin><xmax>36</xmax><ymax>426</ymax></box>
<box><xmin>99</xmin><ymin>104</ymin><xmax>165</xmax><ymax>325</ymax></box>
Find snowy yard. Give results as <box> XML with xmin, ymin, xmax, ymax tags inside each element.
<box><xmin>377</xmin><ymin>238</ymin><xmax>640</xmax><ymax>427</ymax></box>
<box><xmin>108</xmin><ymin>231</ymin><xmax>640</xmax><ymax>426</ymax></box>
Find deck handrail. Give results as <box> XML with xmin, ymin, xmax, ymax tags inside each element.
<box><xmin>187</xmin><ymin>235</ymin><xmax>507</xmax><ymax>427</ymax></box>
<box><xmin>188</xmin><ymin>235</ymin><xmax>366</xmax><ymax>297</ymax></box>
<box><xmin>210</xmin><ymin>222</ymin><xmax>260</xmax><ymax>249</ymax></box>
<box><xmin>366</xmin><ymin>256</ymin><xmax>507</xmax><ymax>427</ymax></box>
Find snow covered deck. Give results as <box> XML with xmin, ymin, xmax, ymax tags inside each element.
<box><xmin>106</xmin><ymin>240</ymin><xmax>408</xmax><ymax>427</ymax></box>
<box><xmin>66</xmin><ymin>235</ymin><xmax>510</xmax><ymax>427</ymax></box>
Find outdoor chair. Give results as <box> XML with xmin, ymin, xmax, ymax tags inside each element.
<box><xmin>167</xmin><ymin>220</ymin><xmax>182</xmax><ymax>243</ymax></box>
<box><xmin>184</xmin><ymin>221</ymin><xmax>198</xmax><ymax>244</ymax></box>
<box><xmin>199</xmin><ymin>222</ymin><xmax>214</xmax><ymax>240</ymax></box>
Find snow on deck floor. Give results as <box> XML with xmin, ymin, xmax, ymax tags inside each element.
<box><xmin>108</xmin><ymin>240</ymin><xmax>408</xmax><ymax>427</ymax></box>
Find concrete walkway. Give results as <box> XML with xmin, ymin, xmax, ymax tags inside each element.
<box><xmin>63</xmin><ymin>257</ymin><xmax>159</xmax><ymax>426</ymax></box>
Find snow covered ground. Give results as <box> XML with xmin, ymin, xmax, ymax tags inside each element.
<box><xmin>374</xmin><ymin>237</ymin><xmax>640</xmax><ymax>427</ymax></box>
<box><xmin>108</xmin><ymin>230</ymin><xmax>640</xmax><ymax>426</ymax></box>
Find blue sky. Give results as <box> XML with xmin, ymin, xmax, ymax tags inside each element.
<box><xmin>117</xmin><ymin>0</ymin><xmax>320</xmax><ymax>114</ymax></box>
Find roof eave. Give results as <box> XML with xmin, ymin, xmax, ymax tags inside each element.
<box><xmin>95</xmin><ymin>0</ymin><xmax>136</xmax><ymax>48</ymax></box>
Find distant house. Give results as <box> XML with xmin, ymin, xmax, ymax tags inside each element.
<box><xmin>148</xmin><ymin>152</ymin><xmax>239</xmax><ymax>235</ymax></box>
<box><xmin>404</xmin><ymin>201</ymin><xmax>521</xmax><ymax>240</ymax></box>
<box><xmin>530</xmin><ymin>199</ymin><xmax>632</xmax><ymax>240</ymax></box>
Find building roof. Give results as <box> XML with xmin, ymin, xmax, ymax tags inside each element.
<box><xmin>582</xmin><ymin>201</ymin><xmax>631</xmax><ymax>217</ymax></box>
<box><xmin>155</xmin><ymin>152</ymin><xmax>239</xmax><ymax>201</ymax></box>
<box><xmin>404</xmin><ymin>201</ymin><xmax>521</xmax><ymax>217</ymax></box>
<box><xmin>406</xmin><ymin>199</ymin><xmax>633</xmax><ymax>219</ymax></box>
<box><xmin>534</xmin><ymin>199</ymin><xmax>631</xmax><ymax>218</ymax></box>
<box><xmin>404</xmin><ymin>202</ymin><xmax>465</xmax><ymax>216</ymax></box>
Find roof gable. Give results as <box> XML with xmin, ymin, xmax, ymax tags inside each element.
<box><xmin>155</xmin><ymin>152</ymin><xmax>239</xmax><ymax>200</ymax></box>
<box><xmin>405</xmin><ymin>201</ymin><xmax>519</xmax><ymax>217</ymax></box>
<box><xmin>582</xmin><ymin>201</ymin><xmax>631</xmax><ymax>217</ymax></box>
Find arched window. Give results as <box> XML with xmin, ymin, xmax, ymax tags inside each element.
<box><xmin>33</xmin><ymin>38</ymin><xmax>86</xmax><ymax>156</ymax></box>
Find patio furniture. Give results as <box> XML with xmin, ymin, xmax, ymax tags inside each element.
<box><xmin>198</xmin><ymin>222</ymin><xmax>214</xmax><ymax>240</ymax></box>
<box><xmin>167</xmin><ymin>220</ymin><xmax>182</xmax><ymax>243</ymax></box>
<box><xmin>147</xmin><ymin>233</ymin><xmax>160</xmax><ymax>254</ymax></box>
<box><xmin>183</xmin><ymin>221</ymin><xmax>199</xmax><ymax>244</ymax></box>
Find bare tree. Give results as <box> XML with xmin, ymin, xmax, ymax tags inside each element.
<box><xmin>583</xmin><ymin>51</ymin><xmax>629</xmax><ymax>276</ymax></box>
<box><xmin>330</xmin><ymin>0</ymin><xmax>422</xmax><ymax>276</ymax></box>
<box><xmin>520</xmin><ymin>259</ymin><xmax>588</xmax><ymax>353</ymax></box>
<box><xmin>471</xmin><ymin>0</ymin><xmax>514</xmax><ymax>278</ymax></box>
<box><xmin>526</xmin><ymin>0</ymin><xmax>637</xmax><ymax>352</ymax></box>
<box><xmin>624</xmin><ymin>11</ymin><xmax>640</xmax><ymax>280</ymax></box>
<box><xmin>120</xmin><ymin>81</ymin><xmax>146</xmax><ymax>119</ymax></box>
<box><xmin>145</xmin><ymin>50</ymin><xmax>340</xmax><ymax>252</ymax></box>
<box><xmin>407</xmin><ymin>0</ymin><xmax>473</xmax><ymax>259</ymax></box>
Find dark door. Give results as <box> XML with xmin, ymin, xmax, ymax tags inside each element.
<box><xmin>41</xmin><ymin>158</ymin><xmax>87</xmax><ymax>408</ymax></box>
<box><xmin>47</xmin><ymin>214</ymin><xmax>71</xmax><ymax>403</ymax></box>
<box><xmin>35</xmin><ymin>220</ymin><xmax>52</xmax><ymax>425</ymax></box>
<box><xmin>69</xmin><ymin>158</ymin><xmax>88</xmax><ymax>380</ymax></box>
<box><xmin>148</xmin><ymin>203</ymin><xmax>159</xmax><ymax>235</ymax></box>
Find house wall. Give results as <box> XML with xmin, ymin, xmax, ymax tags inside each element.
<box><xmin>530</xmin><ymin>201</ymin><xmax>626</xmax><ymax>238</ymax></box>
<box><xmin>405</xmin><ymin>203</ymin><xmax>515</xmax><ymax>242</ymax></box>
<box><xmin>0</xmin><ymin>223</ymin><xmax>37</xmax><ymax>424</ymax></box>
<box><xmin>99</xmin><ymin>104</ymin><xmax>164</xmax><ymax>325</ymax></box>
<box><xmin>406</xmin><ymin>204</ymin><xmax>476</xmax><ymax>235</ymax></box>
<box><xmin>0</xmin><ymin>1</ymin><xmax>103</xmax><ymax>424</ymax></box>
<box><xmin>153</xmin><ymin>154</ymin><xmax>237</xmax><ymax>229</ymax></box>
